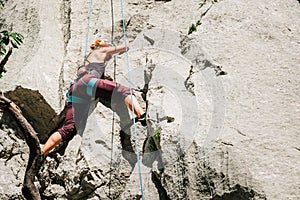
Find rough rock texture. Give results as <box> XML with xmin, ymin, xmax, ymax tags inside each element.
<box><xmin>0</xmin><ymin>0</ymin><xmax>299</xmax><ymax>199</ymax></box>
<box><xmin>0</xmin><ymin>111</ymin><xmax>28</xmax><ymax>199</ymax></box>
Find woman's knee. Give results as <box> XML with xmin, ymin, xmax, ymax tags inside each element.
<box><xmin>50</xmin><ymin>132</ymin><xmax>63</xmax><ymax>143</ymax></box>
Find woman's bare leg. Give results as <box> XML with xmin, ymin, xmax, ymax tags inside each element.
<box><xmin>41</xmin><ymin>132</ymin><xmax>62</xmax><ymax>156</ymax></box>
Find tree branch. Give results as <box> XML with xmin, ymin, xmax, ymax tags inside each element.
<box><xmin>0</xmin><ymin>47</ymin><xmax>13</xmax><ymax>75</ymax></box>
<box><xmin>0</xmin><ymin>95</ymin><xmax>41</xmax><ymax>200</ymax></box>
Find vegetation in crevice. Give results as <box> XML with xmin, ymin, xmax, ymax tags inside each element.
<box><xmin>188</xmin><ymin>0</ymin><xmax>220</xmax><ymax>35</ymax></box>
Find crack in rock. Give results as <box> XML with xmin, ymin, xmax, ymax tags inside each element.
<box><xmin>180</xmin><ymin>35</ymin><xmax>227</xmax><ymax>76</ymax></box>
<box><xmin>184</xmin><ymin>65</ymin><xmax>195</xmax><ymax>95</ymax></box>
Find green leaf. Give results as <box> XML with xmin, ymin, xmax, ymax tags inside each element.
<box><xmin>153</xmin><ymin>126</ymin><xmax>161</xmax><ymax>140</ymax></box>
<box><xmin>13</xmin><ymin>33</ymin><xmax>24</xmax><ymax>45</ymax></box>
<box><xmin>0</xmin><ymin>30</ymin><xmax>9</xmax><ymax>36</ymax></box>
<box><xmin>15</xmin><ymin>38</ymin><xmax>23</xmax><ymax>44</ymax></box>
<box><xmin>196</xmin><ymin>20</ymin><xmax>202</xmax><ymax>26</ymax></box>
<box><xmin>188</xmin><ymin>24</ymin><xmax>197</xmax><ymax>35</ymax></box>
<box><xmin>0</xmin><ymin>74</ymin><xmax>2</xmax><ymax>79</ymax></box>
<box><xmin>10</xmin><ymin>32</ymin><xmax>17</xmax><ymax>39</ymax></box>
<box><xmin>2</xmin><ymin>37</ymin><xmax>9</xmax><ymax>45</ymax></box>
<box><xmin>11</xmin><ymin>40</ymin><xmax>18</xmax><ymax>48</ymax></box>
<box><xmin>16</xmin><ymin>33</ymin><xmax>24</xmax><ymax>40</ymax></box>
<box><xmin>0</xmin><ymin>47</ymin><xmax>6</xmax><ymax>55</ymax></box>
<box><xmin>14</xmin><ymin>39</ymin><xmax>21</xmax><ymax>45</ymax></box>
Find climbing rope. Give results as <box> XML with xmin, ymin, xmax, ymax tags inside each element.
<box><xmin>109</xmin><ymin>0</ymin><xmax>117</xmax><ymax>197</ymax></box>
<box><xmin>119</xmin><ymin>0</ymin><xmax>145</xmax><ymax>199</ymax></box>
<box><xmin>84</xmin><ymin>0</ymin><xmax>93</xmax><ymax>58</ymax></box>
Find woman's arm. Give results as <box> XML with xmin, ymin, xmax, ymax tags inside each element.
<box><xmin>84</xmin><ymin>41</ymin><xmax>132</xmax><ymax>63</ymax></box>
<box><xmin>105</xmin><ymin>44</ymin><xmax>128</xmax><ymax>55</ymax></box>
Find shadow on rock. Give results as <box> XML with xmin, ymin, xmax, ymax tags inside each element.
<box><xmin>5</xmin><ymin>86</ymin><xmax>66</xmax><ymax>143</ymax></box>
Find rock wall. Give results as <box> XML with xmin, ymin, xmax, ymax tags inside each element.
<box><xmin>0</xmin><ymin>0</ymin><xmax>299</xmax><ymax>199</ymax></box>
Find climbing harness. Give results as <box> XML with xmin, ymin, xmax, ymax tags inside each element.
<box><xmin>66</xmin><ymin>77</ymin><xmax>98</xmax><ymax>104</ymax></box>
<box><xmin>66</xmin><ymin>63</ymin><xmax>103</xmax><ymax>104</ymax></box>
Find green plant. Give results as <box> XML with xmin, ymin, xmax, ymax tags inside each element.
<box><xmin>0</xmin><ymin>30</ymin><xmax>24</xmax><ymax>78</ymax></box>
<box><xmin>188</xmin><ymin>0</ymin><xmax>218</xmax><ymax>35</ymax></box>
<box><xmin>0</xmin><ymin>0</ymin><xmax>7</xmax><ymax>9</ymax></box>
<box><xmin>0</xmin><ymin>30</ymin><xmax>24</xmax><ymax>55</ymax></box>
<box><xmin>153</xmin><ymin>126</ymin><xmax>161</xmax><ymax>140</ymax></box>
<box><xmin>188</xmin><ymin>20</ymin><xmax>202</xmax><ymax>35</ymax></box>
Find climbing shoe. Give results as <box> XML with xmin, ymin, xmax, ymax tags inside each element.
<box><xmin>135</xmin><ymin>113</ymin><xmax>147</xmax><ymax>127</ymax></box>
<box><xmin>122</xmin><ymin>113</ymin><xmax>147</xmax><ymax>130</ymax></box>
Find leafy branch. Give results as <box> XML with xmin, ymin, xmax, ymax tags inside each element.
<box><xmin>0</xmin><ymin>30</ymin><xmax>24</xmax><ymax>55</ymax></box>
<box><xmin>0</xmin><ymin>30</ymin><xmax>24</xmax><ymax>78</ymax></box>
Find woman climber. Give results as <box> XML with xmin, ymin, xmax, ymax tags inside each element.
<box><xmin>40</xmin><ymin>38</ymin><xmax>146</xmax><ymax>166</ymax></box>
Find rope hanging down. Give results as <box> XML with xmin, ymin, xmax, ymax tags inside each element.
<box><xmin>109</xmin><ymin>0</ymin><xmax>117</xmax><ymax>197</ymax></box>
<box><xmin>85</xmin><ymin>0</ymin><xmax>93</xmax><ymax>57</ymax></box>
<box><xmin>119</xmin><ymin>0</ymin><xmax>145</xmax><ymax>199</ymax></box>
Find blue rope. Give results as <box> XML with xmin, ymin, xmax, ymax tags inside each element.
<box><xmin>85</xmin><ymin>0</ymin><xmax>93</xmax><ymax>57</ymax></box>
<box><xmin>119</xmin><ymin>0</ymin><xmax>145</xmax><ymax>199</ymax></box>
